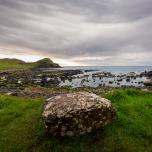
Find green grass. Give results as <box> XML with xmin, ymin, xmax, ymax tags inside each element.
<box><xmin>0</xmin><ymin>96</ymin><xmax>43</xmax><ymax>152</ymax></box>
<box><xmin>0</xmin><ymin>58</ymin><xmax>60</xmax><ymax>71</ymax></box>
<box><xmin>0</xmin><ymin>89</ymin><xmax>152</xmax><ymax>152</ymax></box>
<box><xmin>0</xmin><ymin>59</ymin><xmax>32</xmax><ymax>71</ymax></box>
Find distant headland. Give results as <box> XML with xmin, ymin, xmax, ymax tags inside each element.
<box><xmin>0</xmin><ymin>58</ymin><xmax>61</xmax><ymax>71</ymax></box>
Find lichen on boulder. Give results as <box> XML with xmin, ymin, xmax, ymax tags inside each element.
<box><xmin>42</xmin><ymin>92</ymin><xmax>116</xmax><ymax>136</ymax></box>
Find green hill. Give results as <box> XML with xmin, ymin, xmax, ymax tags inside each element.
<box><xmin>0</xmin><ymin>58</ymin><xmax>60</xmax><ymax>71</ymax></box>
<box><xmin>0</xmin><ymin>58</ymin><xmax>32</xmax><ymax>70</ymax></box>
<box><xmin>34</xmin><ymin>58</ymin><xmax>60</xmax><ymax>68</ymax></box>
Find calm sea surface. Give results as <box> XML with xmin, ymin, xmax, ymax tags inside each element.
<box><xmin>63</xmin><ymin>66</ymin><xmax>152</xmax><ymax>74</ymax></box>
<box><xmin>59</xmin><ymin>66</ymin><xmax>152</xmax><ymax>88</ymax></box>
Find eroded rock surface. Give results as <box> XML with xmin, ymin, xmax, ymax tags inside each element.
<box><xmin>42</xmin><ymin>92</ymin><xmax>116</xmax><ymax>136</ymax></box>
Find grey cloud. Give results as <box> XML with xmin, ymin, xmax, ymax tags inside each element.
<box><xmin>0</xmin><ymin>0</ymin><xmax>152</xmax><ymax>65</ymax></box>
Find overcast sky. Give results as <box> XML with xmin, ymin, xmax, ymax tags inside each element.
<box><xmin>0</xmin><ymin>0</ymin><xmax>152</xmax><ymax>66</ymax></box>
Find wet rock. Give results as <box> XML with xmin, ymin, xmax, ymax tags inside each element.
<box><xmin>126</xmin><ymin>78</ymin><xmax>130</xmax><ymax>82</ymax></box>
<box><xmin>42</xmin><ymin>92</ymin><xmax>116</xmax><ymax>137</ymax></box>
<box><xmin>117</xmin><ymin>78</ymin><xmax>123</xmax><ymax>82</ymax></box>
<box><xmin>81</xmin><ymin>79</ymin><xmax>86</xmax><ymax>84</ymax></box>
<box><xmin>138</xmin><ymin>81</ymin><xmax>143</xmax><ymax>84</ymax></box>
<box><xmin>84</xmin><ymin>69</ymin><xmax>97</xmax><ymax>72</ymax></box>
<box><xmin>109</xmin><ymin>81</ymin><xmax>113</xmax><ymax>84</ymax></box>
<box><xmin>99</xmin><ymin>84</ymin><xmax>103</xmax><ymax>87</ymax></box>
<box><xmin>144</xmin><ymin>80</ymin><xmax>152</xmax><ymax>86</ymax></box>
<box><xmin>67</xmin><ymin>77</ymin><xmax>73</xmax><ymax>82</ymax></box>
<box><xmin>147</xmin><ymin>71</ymin><xmax>152</xmax><ymax>77</ymax></box>
<box><xmin>92</xmin><ymin>72</ymin><xmax>114</xmax><ymax>78</ymax></box>
<box><xmin>63</xmin><ymin>70</ymin><xmax>83</xmax><ymax>77</ymax></box>
<box><xmin>141</xmin><ymin>71</ymin><xmax>152</xmax><ymax>78</ymax></box>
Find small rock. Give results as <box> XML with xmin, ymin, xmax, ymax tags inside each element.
<box><xmin>6</xmin><ymin>92</ymin><xmax>13</xmax><ymax>96</ymax></box>
<box><xmin>144</xmin><ymin>80</ymin><xmax>152</xmax><ymax>86</ymax></box>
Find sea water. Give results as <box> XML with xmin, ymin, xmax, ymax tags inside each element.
<box><xmin>59</xmin><ymin>66</ymin><xmax>152</xmax><ymax>88</ymax></box>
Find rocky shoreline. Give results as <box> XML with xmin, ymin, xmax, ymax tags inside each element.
<box><xmin>0</xmin><ymin>68</ymin><xmax>152</xmax><ymax>97</ymax></box>
<box><xmin>0</xmin><ymin>68</ymin><xmax>82</xmax><ymax>88</ymax></box>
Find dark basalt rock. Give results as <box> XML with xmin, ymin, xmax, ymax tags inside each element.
<box><xmin>42</xmin><ymin>92</ymin><xmax>116</xmax><ymax>137</ymax></box>
<box><xmin>84</xmin><ymin>69</ymin><xmax>98</xmax><ymax>72</ymax></box>
<box><xmin>117</xmin><ymin>79</ymin><xmax>123</xmax><ymax>82</ymax></box>
<box><xmin>92</xmin><ymin>72</ymin><xmax>115</xmax><ymax>78</ymax></box>
<box><xmin>126</xmin><ymin>78</ymin><xmax>130</xmax><ymax>82</ymax></box>
<box><xmin>140</xmin><ymin>71</ymin><xmax>152</xmax><ymax>78</ymax></box>
<box><xmin>144</xmin><ymin>80</ymin><xmax>152</xmax><ymax>86</ymax></box>
<box><xmin>147</xmin><ymin>71</ymin><xmax>152</xmax><ymax>77</ymax></box>
<box><xmin>109</xmin><ymin>81</ymin><xmax>113</xmax><ymax>84</ymax></box>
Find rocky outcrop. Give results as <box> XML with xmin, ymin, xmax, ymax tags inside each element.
<box><xmin>144</xmin><ymin>80</ymin><xmax>152</xmax><ymax>86</ymax></box>
<box><xmin>141</xmin><ymin>71</ymin><xmax>152</xmax><ymax>78</ymax></box>
<box><xmin>42</xmin><ymin>92</ymin><xmax>116</xmax><ymax>136</ymax></box>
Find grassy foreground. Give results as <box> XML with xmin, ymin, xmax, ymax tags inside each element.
<box><xmin>0</xmin><ymin>89</ymin><xmax>152</xmax><ymax>152</ymax></box>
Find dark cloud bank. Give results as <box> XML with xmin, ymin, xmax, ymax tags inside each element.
<box><xmin>0</xmin><ymin>0</ymin><xmax>152</xmax><ymax>65</ymax></box>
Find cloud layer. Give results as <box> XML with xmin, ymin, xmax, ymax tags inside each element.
<box><xmin>0</xmin><ymin>0</ymin><xmax>152</xmax><ymax>65</ymax></box>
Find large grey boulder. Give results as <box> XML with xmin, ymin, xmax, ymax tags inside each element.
<box><xmin>42</xmin><ymin>92</ymin><xmax>116</xmax><ymax>136</ymax></box>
